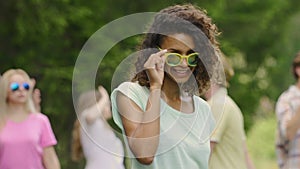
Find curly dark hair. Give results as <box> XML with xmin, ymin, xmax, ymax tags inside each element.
<box><xmin>131</xmin><ymin>4</ymin><xmax>220</xmax><ymax>95</ymax></box>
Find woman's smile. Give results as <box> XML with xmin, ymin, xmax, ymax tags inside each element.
<box><xmin>170</xmin><ymin>67</ymin><xmax>192</xmax><ymax>78</ymax></box>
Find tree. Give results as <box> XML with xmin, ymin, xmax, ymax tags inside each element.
<box><xmin>1</xmin><ymin>0</ymin><xmax>300</xmax><ymax>168</ymax></box>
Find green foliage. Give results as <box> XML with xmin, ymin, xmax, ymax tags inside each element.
<box><xmin>247</xmin><ymin>115</ymin><xmax>277</xmax><ymax>169</ymax></box>
<box><xmin>1</xmin><ymin>0</ymin><xmax>300</xmax><ymax>168</ymax></box>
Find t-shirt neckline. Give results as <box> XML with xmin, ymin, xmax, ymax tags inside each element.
<box><xmin>7</xmin><ymin>113</ymin><xmax>33</xmax><ymax>124</ymax></box>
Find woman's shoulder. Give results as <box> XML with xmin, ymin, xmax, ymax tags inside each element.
<box><xmin>194</xmin><ymin>95</ymin><xmax>210</xmax><ymax>107</ymax></box>
<box><xmin>111</xmin><ymin>81</ymin><xmax>149</xmax><ymax>111</ymax></box>
<box><xmin>113</xmin><ymin>81</ymin><xmax>148</xmax><ymax>95</ymax></box>
<box><xmin>193</xmin><ymin>95</ymin><xmax>212</xmax><ymax>114</ymax></box>
<box><xmin>30</xmin><ymin>112</ymin><xmax>50</xmax><ymax>122</ymax></box>
<box><xmin>277</xmin><ymin>85</ymin><xmax>297</xmax><ymax>102</ymax></box>
<box><xmin>116</xmin><ymin>81</ymin><xmax>143</xmax><ymax>90</ymax></box>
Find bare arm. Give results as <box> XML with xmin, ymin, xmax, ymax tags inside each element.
<box><xmin>277</xmin><ymin>96</ymin><xmax>300</xmax><ymax>140</ymax></box>
<box><xmin>85</xmin><ymin>86</ymin><xmax>111</xmax><ymax>124</ymax></box>
<box><xmin>43</xmin><ymin>146</ymin><xmax>60</xmax><ymax>169</ymax></box>
<box><xmin>33</xmin><ymin>88</ymin><xmax>42</xmax><ymax>112</ymax></box>
<box><xmin>210</xmin><ymin>141</ymin><xmax>217</xmax><ymax>151</ymax></box>
<box><xmin>285</xmin><ymin>107</ymin><xmax>300</xmax><ymax>140</ymax></box>
<box><xmin>117</xmin><ymin>88</ymin><xmax>161</xmax><ymax>165</ymax></box>
<box><xmin>116</xmin><ymin>50</ymin><xmax>167</xmax><ymax>164</ymax></box>
<box><xmin>30</xmin><ymin>78</ymin><xmax>41</xmax><ymax>112</ymax></box>
<box><xmin>209</xmin><ymin>141</ymin><xmax>217</xmax><ymax>160</ymax></box>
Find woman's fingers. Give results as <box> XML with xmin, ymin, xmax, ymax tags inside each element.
<box><xmin>144</xmin><ymin>49</ymin><xmax>167</xmax><ymax>70</ymax></box>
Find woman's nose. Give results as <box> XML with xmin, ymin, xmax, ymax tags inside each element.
<box><xmin>180</xmin><ymin>58</ymin><xmax>189</xmax><ymax>66</ymax></box>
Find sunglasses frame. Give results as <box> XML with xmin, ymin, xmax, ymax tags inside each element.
<box><xmin>165</xmin><ymin>52</ymin><xmax>199</xmax><ymax>67</ymax></box>
<box><xmin>10</xmin><ymin>82</ymin><xmax>30</xmax><ymax>92</ymax></box>
<box><xmin>158</xmin><ymin>47</ymin><xmax>199</xmax><ymax>67</ymax></box>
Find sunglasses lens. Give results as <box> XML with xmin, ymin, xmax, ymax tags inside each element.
<box><xmin>23</xmin><ymin>83</ymin><xmax>30</xmax><ymax>90</ymax></box>
<box><xmin>187</xmin><ymin>54</ymin><xmax>198</xmax><ymax>66</ymax></box>
<box><xmin>10</xmin><ymin>83</ymin><xmax>19</xmax><ymax>91</ymax></box>
<box><xmin>166</xmin><ymin>54</ymin><xmax>181</xmax><ymax>66</ymax></box>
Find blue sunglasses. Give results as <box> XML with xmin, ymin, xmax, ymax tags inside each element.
<box><xmin>10</xmin><ymin>82</ymin><xmax>30</xmax><ymax>92</ymax></box>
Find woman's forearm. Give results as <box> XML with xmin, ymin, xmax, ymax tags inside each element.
<box><xmin>132</xmin><ymin>88</ymin><xmax>160</xmax><ymax>158</ymax></box>
<box><xmin>120</xmin><ymin>88</ymin><xmax>161</xmax><ymax>164</ymax></box>
<box><xmin>286</xmin><ymin>108</ymin><xmax>300</xmax><ymax>140</ymax></box>
<box><xmin>43</xmin><ymin>146</ymin><xmax>61</xmax><ymax>169</ymax></box>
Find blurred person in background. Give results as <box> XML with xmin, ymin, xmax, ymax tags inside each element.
<box><xmin>71</xmin><ymin>86</ymin><xmax>125</xmax><ymax>169</ymax></box>
<box><xmin>204</xmin><ymin>53</ymin><xmax>256</xmax><ymax>169</ymax></box>
<box><xmin>31</xmin><ymin>78</ymin><xmax>42</xmax><ymax>112</ymax></box>
<box><xmin>275</xmin><ymin>51</ymin><xmax>300</xmax><ymax>169</ymax></box>
<box><xmin>0</xmin><ymin>68</ymin><xmax>60</xmax><ymax>169</ymax></box>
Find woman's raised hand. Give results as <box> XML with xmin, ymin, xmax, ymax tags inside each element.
<box><xmin>97</xmin><ymin>85</ymin><xmax>110</xmax><ymax>106</ymax></box>
<box><xmin>144</xmin><ymin>49</ymin><xmax>167</xmax><ymax>90</ymax></box>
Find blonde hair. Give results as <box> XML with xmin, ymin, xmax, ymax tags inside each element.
<box><xmin>0</xmin><ymin>69</ymin><xmax>36</xmax><ymax>128</ymax></box>
<box><xmin>71</xmin><ymin>90</ymin><xmax>102</xmax><ymax>162</ymax></box>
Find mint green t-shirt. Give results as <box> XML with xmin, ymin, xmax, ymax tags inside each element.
<box><xmin>111</xmin><ymin>82</ymin><xmax>215</xmax><ymax>169</ymax></box>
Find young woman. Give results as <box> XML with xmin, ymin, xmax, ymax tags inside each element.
<box><xmin>111</xmin><ymin>4</ymin><xmax>220</xmax><ymax>169</ymax></box>
<box><xmin>0</xmin><ymin>68</ymin><xmax>60</xmax><ymax>169</ymax></box>
<box><xmin>71</xmin><ymin>86</ymin><xmax>125</xmax><ymax>169</ymax></box>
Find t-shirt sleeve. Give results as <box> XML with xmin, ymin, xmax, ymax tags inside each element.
<box><xmin>195</xmin><ymin>97</ymin><xmax>216</xmax><ymax>143</ymax></box>
<box><xmin>110</xmin><ymin>82</ymin><xmax>148</xmax><ymax>130</ymax></box>
<box><xmin>210</xmin><ymin>105</ymin><xmax>229</xmax><ymax>143</ymax></box>
<box><xmin>39</xmin><ymin>114</ymin><xmax>57</xmax><ymax>148</ymax></box>
<box><xmin>206</xmin><ymin>103</ymin><xmax>216</xmax><ymax>139</ymax></box>
<box><xmin>208</xmin><ymin>106</ymin><xmax>216</xmax><ymax>135</ymax></box>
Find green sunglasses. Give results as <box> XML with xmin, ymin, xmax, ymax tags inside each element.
<box><xmin>158</xmin><ymin>48</ymin><xmax>199</xmax><ymax>67</ymax></box>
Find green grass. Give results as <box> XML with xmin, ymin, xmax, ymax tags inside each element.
<box><xmin>246</xmin><ymin>114</ymin><xmax>278</xmax><ymax>169</ymax></box>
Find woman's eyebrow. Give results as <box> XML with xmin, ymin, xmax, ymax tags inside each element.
<box><xmin>187</xmin><ymin>49</ymin><xmax>196</xmax><ymax>54</ymax></box>
<box><xmin>168</xmin><ymin>48</ymin><xmax>196</xmax><ymax>54</ymax></box>
<box><xmin>167</xmin><ymin>48</ymin><xmax>180</xmax><ymax>53</ymax></box>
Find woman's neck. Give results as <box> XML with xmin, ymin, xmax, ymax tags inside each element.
<box><xmin>161</xmin><ymin>77</ymin><xmax>187</xmax><ymax>102</ymax></box>
<box><xmin>7</xmin><ymin>103</ymin><xmax>28</xmax><ymax>115</ymax></box>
